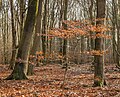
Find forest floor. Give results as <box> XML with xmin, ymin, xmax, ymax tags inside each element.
<box><xmin>0</xmin><ymin>63</ymin><xmax>120</xmax><ymax>97</ymax></box>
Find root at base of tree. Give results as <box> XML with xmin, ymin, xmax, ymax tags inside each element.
<box><xmin>5</xmin><ymin>63</ymin><xmax>28</xmax><ymax>80</ymax></box>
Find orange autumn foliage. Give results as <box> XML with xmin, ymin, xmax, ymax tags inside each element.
<box><xmin>49</xmin><ymin>19</ymin><xmax>111</xmax><ymax>39</ymax></box>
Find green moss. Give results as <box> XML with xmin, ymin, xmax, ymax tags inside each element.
<box><xmin>35</xmin><ymin>0</ymin><xmax>39</xmax><ymax>16</ymax></box>
<box><xmin>93</xmin><ymin>79</ymin><xmax>104</xmax><ymax>87</ymax></box>
<box><xmin>13</xmin><ymin>73</ymin><xmax>19</xmax><ymax>80</ymax></box>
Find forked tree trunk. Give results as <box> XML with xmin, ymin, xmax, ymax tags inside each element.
<box><xmin>6</xmin><ymin>0</ymin><xmax>37</xmax><ymax>80</ymax></box>
<box><xmin>28</xmin><ymin>0</ymin><xmax>43</xmax><ymax>75</ymax></box>
<box><xmin>30</xmin><ymin>0</ymin><xmax>43</xmax><ymax>59</ymax></box>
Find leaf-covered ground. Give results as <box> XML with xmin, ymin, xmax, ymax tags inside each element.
<box><xmin>0</xmin><ymin>63</ymin><xmax>120</xmax><ymax>97</ymax></box>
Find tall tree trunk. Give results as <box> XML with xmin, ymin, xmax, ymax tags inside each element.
<box><xmin>9</xmin><ymin>0</ymin><xmax>17</xmax><ymax>69</ymax></box>
<box><xmin>94</xmin><ymin>0</ymin><xmax>106</xmax><ymax>87</ymax></box>
<box><xmin>62</xmin><ymin>0</ymin><xmax>68</xmax><ymax>61</ymax></box>
<box><xmin>59</xmin><ymin>0</ymin><xmax>63</xmax><ymax>55</ymax></box>
<box><xmin>112</xmin><ymin>0</ymin><xmax>117</xmax><ymax>63</ymax></box>
<box><xmin>28</xmin><ymin>0</ymin><xmax>43</xmax><ymax>75</ymax></box>
<box><xmin>42</xmin><ymin>0</ymin><xmax>48</xmax><ymax>64</ymax></box>
<box><xmin>0</xmin><ymin>0</ymin><xmax>2</xmax><ymax>11</ymax></box>
<box><xmin>89</xmin><ymin>0</ymin><xmax>95</xmax><ymax>50</ymax></box>
<box><xmin>49</xmin><ymin>1</ymin><xmax>55</xmax><ymax>54</ymax></box>
<box><xmin>80</xmin><ymin>36</ymin><xmax>85</xmax><ymax>63</ymax></box>
<box><xmin>19</xmin><ymin>0</ymin><xmax>25</xmax><ymax>42</ymax></box>
<box><xmin>30</xmin><ymin>0</ymin><xmax>43</xmax><ymax>58</ymax></box>
<box><xmin>112</xmin><ymin>0</ymin><xmax>120</xmax><ymax>67</ymax></box>
<box><xmin>116</xmin><ymin>0</ymin><xmax>120</xmax><ymax>67</ymax></box>
<box><xmin>6</xmin><ymin>0</ymin><xmax>37</xmax><ymax>80</ymax></box>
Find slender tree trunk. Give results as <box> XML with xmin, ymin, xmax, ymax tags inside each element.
<box><xmin>59</xmin><ymin>0</ymin><xmax>63</xmax><ymax>55</ymax></box>
<box><xmin>112</xmin><ymin>0</ymin><xmax>120</xmax><ymax>67</ymax></box>
<box><xmin>3</xmin><ymin>9</ymin><xmax>7</xmax><ymax>64</ymax></box>
<box><xmin>89</xmin><ymin>0</ymin><xmax>95</xmax><ymax>50</ymax></box>
<box><xmin>42</xmin><ymin>0</ymin><xmax>48</xmax><ymax>65</ymax></box>
<box><xmin>62</xmin><ymin>0</ymin><xmax>68</xmax><ymax>61</ymax></box>
<box><xmin>80</xmin><ymin>36</ymin><xmax>85</xmax><ymax>63</ymax></box>
<box><xmin>19</xmin><ymin>0</ymin><xmax>25</xmax><ymax>42</ymax></box>
<box><xmin>49</xmin><ymin>1</ymin><xmax>55</xmax><ymax>54</ymax></box>
<box><xmin>9</xmin><ymin>0</ymin><xmax>17</xmax><ymax>69</ymax></box>
<box><xmin>0</xmin><ymin>0</ymin><xmax>2</xmax><ymax>11</ymax></box>
<box><xmin>116</xmin><ymin>0</ymin><xmax>120</xmax><ymax>67</ymax></box>
<box><xmin>112</xmin><ymin>4</ymin><xmax>117</xmax><ymax>63</ymax></box>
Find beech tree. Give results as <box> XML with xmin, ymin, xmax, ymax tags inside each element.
<box><xmin>62</xmin><ymin>0</ymin><xmax>68</xmax><ymax>62</ymax></box>
<box><xmin>6</xmin><ymin>0</ymin><xmax>38</xmax><ymax>80</ymax></box>
<box><xmin>112</xmin><ymin>0</ymin><xmax>120</xmax><ymax>68</ymax></box>
<box><xmin>41</xmin><ymin>0</ymin><xmax>48</xmax><ymax>64</ymax></box>
<box><xmin>94</xmin><ymin>0</ymin><xmax>106</xmax><ymax>86</ymax></box>
<box><xmin>9</xmin><ymin>0</ymin><xmax>17</xmax><ymax>70</ymax></box>
<box><xmin>0</xmin><ymin>0</ymin><xmax>116</xmax><ymax>85</ymax></box>
<box><xmin>28</xmin><ymin>0</ymin><xmax>43</xmax><ymax>75</ymax></box>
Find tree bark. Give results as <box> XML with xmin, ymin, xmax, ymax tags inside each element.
<box><xmin>28</xmin><ymin>0</ymin><xmax>43</xmax><ymax>74</ymax></box>
<box><xmin>6</xmin><ymin>0</ymin><xmax>38</xmax><ymax>80</ymax></box>
<box><xmin>9</xmin><ymin>0</ymin><xmax>17</xmax><ymax>70</ymax></box>
<box><xmin>89</xmin><ymin>0</ymin><xmax>95</xmax><ymax>50</ymax></box>
<box><xmin>19</xmin><ymin>0</ymin><xmax>25</xmax><ymax>42</ymax></box>
<box><xmin>42</xmin><ymin>0</ymin><xmax>48</xmax><ymax>65</ymax></box>
<box><xmin>0</xmin><ymin>0</ymin><xmax>2</xmax><ymax>11</ymax></box>
<box><xmin>94</xmin><ymin>0</ymin><xmax>106</xmax><ymax>87</ymax></box>
<box><xmin>62</xmin><ymin>0</ymin><xmax>68</xmax><ymax>61</ymax></box>
<box><xmin>116</xmin><ymin>0</ymin><xmax>120</xmax><ymax>67</ymax></box>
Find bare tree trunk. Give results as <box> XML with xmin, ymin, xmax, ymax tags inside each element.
<box><xmin>94</xmin><ymin>0</ymin><xmax>106</xmax><ymax>87</ymax></box>
<box><xmin>19</xmin><ymin>0</ymin><xmax>25</xmax><ymax>42</ymax></box>
<box><xmin>28</xmin><ymin>0</ymin><xmax>43</xmax><ymax>75</ymax></box>
<box><xmin>112</xmin><ymin>0</ymin><xmax>120</xmax><ymax>67</ymax></box>
<box><xmin>0</xmin><ymin>0</ymin><xmax>2</xmax><ymax>11</ymax></box>
<box><xmin>89</xmin><ymin>0</ymin><xmax>95</xmax><ymax>50</ymax></box>
<box><xmin>6</xmin><ymin>0</ymin><xmax>37</xmax><ymax>80</ymax></box>
<box><xmin>62</xmin><ymin>0</ymin><xmax>68</xmax><ymax>61</ymax></box>
<box><xmin>116</xmin><ymin>0</ymin><xmax>120</xmax><ymax>67</ymax></box>
<box><xmin>42</xmin><ymin>0</ymin><xmax>48</xmax><ymax>65</ymax></box>
<box><xmin>30</xmin><ymin>0</ymin><xmax>43</xmax><ymax>57</ymax></box>
<box><xmin>9</xmin><ymin>0</ymin><xmax>17</xmax><ymax>70</ymax></box>
<box><xmin>59</xmin><ymin>0</ymin><xmax>63</xmax><ymax>55</ymax></box>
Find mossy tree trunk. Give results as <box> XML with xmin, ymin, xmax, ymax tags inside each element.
<box><xmin>6</xmin><ymin>0</ymin><xmax>38</xmax><ymax>80</ymax></box>
<box><xmin>28</xmin><ymin>0</ymin><xmax>43</xmax><ymax>75</ymax></box>
<box><xmin>30</xmin><ymin>0</ymin><xmax>43</xmax><ymax>59</ymax></box>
